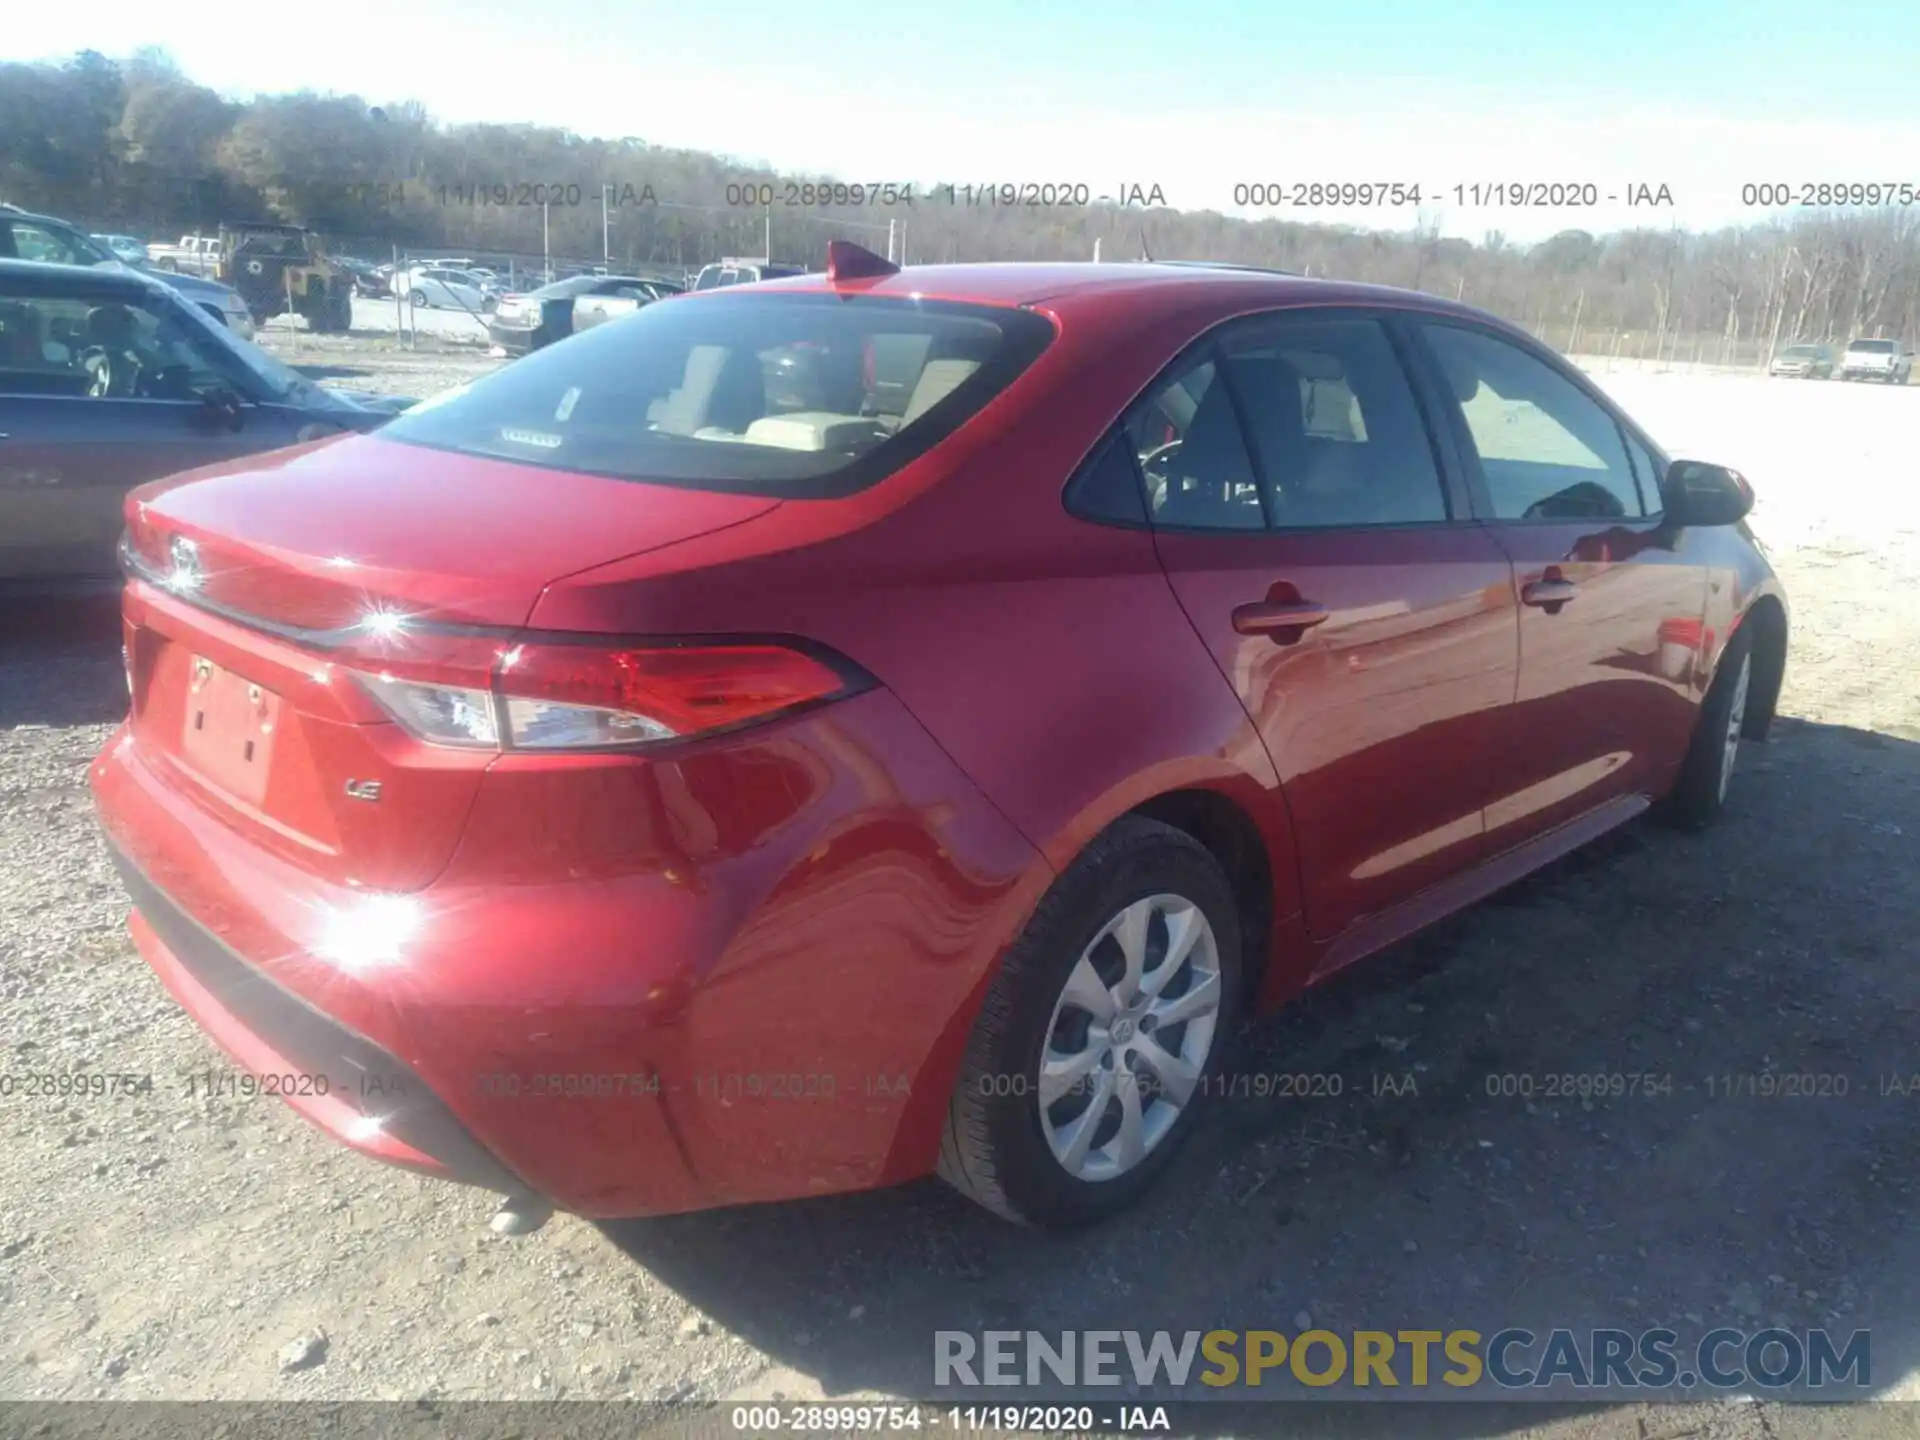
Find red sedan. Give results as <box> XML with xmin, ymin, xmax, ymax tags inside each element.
<box><xmin>91</xmin><ymin>243</ymin><xmax>1787</xmax><ymax>1229</ymax></box>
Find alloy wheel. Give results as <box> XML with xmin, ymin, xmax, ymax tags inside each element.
<box><xmin>1718</xmin><ymin>652</ymin><xmax>1752</xmax><ymax>802</ymax></box>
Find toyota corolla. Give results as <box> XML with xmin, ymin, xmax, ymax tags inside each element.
<box><xmin>91</xmin><ymin>243</ymin><xmax>1787</xmax><ymax>1229</ymax></box>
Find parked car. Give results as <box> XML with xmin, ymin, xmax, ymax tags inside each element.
<box><xmin>335</xmin><ymin>257</ymin><xmax>389</xmax><ymax>298</ymax></box>
<box><xmin>90</xmin><ymin>245</ymin><xmax>1787</xmax><ymax>1231</ymax></box>
<box><xmin>1767</xmin><ymin>341</ymin><xmax>1834</xmax><ymax>379</ymax></box>
<box><xmin>486</xmin><ymin>273</ymin><xmax>681</xmax><ymax>355</ymax></box>
<box><xmin>92</xmin><ymin>233</ymin><xmax>152</xmax><ymax>266</ymax></box>
<box><xmin>396</xmin><ymin>266</ymin><xmax>495</xmax><ymax>312</ymax></box>
<box><xmin>0</xmin><ymin>203</ymin><xmax>256</xmax><ymax>339</ymax></box>
<box><xmin>148</xmin><ymin>234</ymin><xmax>224</xmax><ymax>277</ymax></box>
<box><xmin>690</xmin><ymin>258</ymin><xmax>805</xmax><ymax>290</ymax></box>
<box><xmin>571</xmin><ymin>277</ymin><xmax>682</xmax><ymax>334</ymax></box>
<box><xmin>1838</xmin><ymin>337</ymin><xmax>1912</xmax><ymax>383</ymax></box>
<box><xmin>0</xmin><ymin>259</ymin><xmax>410</xmax><ymax>589</ymax></box>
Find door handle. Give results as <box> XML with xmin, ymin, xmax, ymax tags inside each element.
<box><xmin>1231</xmin><ymin>600</ymin><xmax>1330</xmax><ymax>636</ymax></box>
<box><xmin>1521</xmin><ymin>578</ymin><xmax>1578</xmax><ymax>610</ymax></box>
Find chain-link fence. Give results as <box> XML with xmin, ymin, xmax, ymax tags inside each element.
<box><xmin>257</xmin><ymin>233</ymin><xmax>695</xmax><ymax>347</ymax></box>
<box><xmin>1525</xmin><ymin>323</ymin><xmax>1780</xmax><ymax>376</ymax></box>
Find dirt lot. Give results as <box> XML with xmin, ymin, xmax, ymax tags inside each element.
<box><xmin>2</xmin><ymin>345</ymin><xmax>1919</xmax><ymax>1438</ymax></box>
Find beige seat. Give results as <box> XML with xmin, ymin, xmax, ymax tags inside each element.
<box><xmin>899</xmin><ymin>358</ymin><xmax>980</xmax><ymax>427</ymax></box>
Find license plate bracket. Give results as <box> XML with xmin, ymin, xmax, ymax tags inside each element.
<box><xmin>180</xmin><ymin>656</ymin><xmax>280</xmax><ymax>805</ymax></box>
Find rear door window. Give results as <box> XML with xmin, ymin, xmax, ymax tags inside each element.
<box><xmin>1220</xmin><ymin>317</ymin><xmax>1449</xmax><ymax>528</ymax></box>
<box><xmin>378</xmin><ymin>292</ymin><xmax>1055</xmax><ymax>497</ymax></box>
<box><xmin>1125</xmin><ymin>358</ymin><xmax>1263</xmax><ymax>530</ymax></box>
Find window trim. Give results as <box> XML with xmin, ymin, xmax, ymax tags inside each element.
<box><xmin>1404</xmin><ymin>313</ymin><xmax>1666</xmax><ymax>528</ymax></box>
<box><xmin>1616</xmin><ymin>423</ymin><xmax>1668</xmax><ymax>519</ymax></box>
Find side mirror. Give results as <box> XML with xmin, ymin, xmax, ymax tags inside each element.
<box><xmin>1663</xmin><ymin>460</ymin><xmax>1753</xmax><ymax>527</ymax></box>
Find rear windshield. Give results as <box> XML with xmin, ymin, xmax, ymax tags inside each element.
<box><xmin>1849</xmin><ymin>339</ymin><xmax>1897</xmax><ymax>353</ymax></box>
<box><xmin>378</xmin><ymin>292</ymin><xmax>1055</xmax><ymax>497</ymax></box>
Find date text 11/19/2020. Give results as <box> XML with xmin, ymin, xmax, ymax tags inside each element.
<box><xmin>434</xmin><ymin>182</ymin><xmax>657</xmax><ymax>208</ymax></box>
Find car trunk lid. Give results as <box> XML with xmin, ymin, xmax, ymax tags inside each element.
<box><xmin>121</xmin><ymin>433</ymin><xmax>780</xmax><ymax>891</ymax></box>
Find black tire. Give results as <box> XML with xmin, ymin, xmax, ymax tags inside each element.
<box><xmin>938</xmin><ymin>816</ymin><xmax>1244</xmax><ymax>1228</ymax></box>
<box><xmin>1655</xmin><ymin>626</ymin><xmax>1755</xmax><ymax>830</ymax></box>
<box><xmin>311</xmin><ymin>287</ymin><xmax>351</xmax><ymax>334</ymax></box>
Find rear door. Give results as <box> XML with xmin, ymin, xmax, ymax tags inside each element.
<box><xmin>0</xmin><ymin>277</ymin><xmax>301</xmax><ymax>582</ymax></box>
<box><xmin>1406</xmin><ymin>318</ymin><xmax>1707</xmax><ymax>846</ymax></box>
<box><xmin>1141</xmin><ymin>309</ymin><xmax>1519</xmax><ymax>944</ymax></box>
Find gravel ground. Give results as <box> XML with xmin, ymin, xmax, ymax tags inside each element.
<box><xmin>262</xmin><ymin>294</ymin><xmax>498</xmax><ymax>348</ymax></box>
<box><xmin>2</xmin><ymin>350</ymin><xmax>1919</xmax><ymax>1439</ymax></box>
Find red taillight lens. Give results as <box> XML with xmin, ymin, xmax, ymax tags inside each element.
<box><xmin>501</xmin><ymin>643</ymin><xmax>849</xmax><ymax>737</ymax></box>
<box><xmin>348</xmin><ymin>634</ymin><xmax>861</xmax><ymax>752</ymax></box>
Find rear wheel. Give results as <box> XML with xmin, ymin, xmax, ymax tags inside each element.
<box><xmin>310</xmin><ymin>285</ymin><xmax>351</xmax><ymax>334</ymax></box>
<box><xmin>1656</xmin><ymin>627</ymin><xmax>1754</xmax><ymax>830</ymax></box>
<box><xmin>939</xmin><ymin>816</ymin><xmax>1243</xmax><ymax>1227</ymax></box>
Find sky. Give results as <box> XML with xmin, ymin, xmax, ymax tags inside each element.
<box><xmin>11</xmin><ymin>0</ymin><xmax>1920</xmax><ymax>242</ymax></box>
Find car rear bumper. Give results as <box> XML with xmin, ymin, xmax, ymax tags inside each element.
<box><xmin>89</xmin><ymin>675</ymin><xmax>1045</xmax><ymax>1217</ymax></box>
<box><xmin>483</xmin><ymin>321</ymin><xmax>538</xmax><ymax>354</ymax></box>
<box><xmin>484</xmin><ymin>318</ymin><xmax>554</xmax><ymax>353</ymax></box>
<box><xmin>110</xmin><ymin>841</ymin><xmax>529</xmax><ymax>1195</ymax></box>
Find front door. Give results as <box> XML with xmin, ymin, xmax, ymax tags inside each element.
<box><xmin>1139</xmin><ymin>311</ymin><xmax>1519</xmax><ymax>944</ymax></box>
<box><xmin>1407</xmin><ymin>319</ymin><xmax>1708</xmax><ymax>846</ymax></box>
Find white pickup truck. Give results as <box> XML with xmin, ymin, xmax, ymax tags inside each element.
<box><xmin>1838</xmin><ymin>337</ymin><xmax>1913</xmax><ymax>384</ymax></box>
<box><xmin>148</xmin><ymin>235</ymin><xmax>224</xmax><ymax>277</ymax></box>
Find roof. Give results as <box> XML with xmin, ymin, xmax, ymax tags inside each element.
<box><xmin>0</xmin><ymin>202</ymin><xmax>68</xmax><ymax>224</ymax></box>
<box><xmin>0</xmin><ymin>257</ymin><xmax>169</xmax><ymax>298</ymax></box>
<box><xmin>745</xmin><ymin>259</ymin><xmax>1496</xmax><ymax>326</ymax></box>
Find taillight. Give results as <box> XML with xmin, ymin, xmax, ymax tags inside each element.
<box><xmin>350</xmin><ymin>636</ymin><xmax>863</xmax><ymax>752</ymax></box>
<box><xmin>358</xmin><ymin>671</ymin><xmax>499</xmax><ymax>747</ymax></box>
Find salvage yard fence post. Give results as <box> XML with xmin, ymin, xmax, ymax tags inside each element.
<box><xmin>393</xmin><ymin>243</ymin><xmax>405</xmax><ymax>348</ymax></box>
